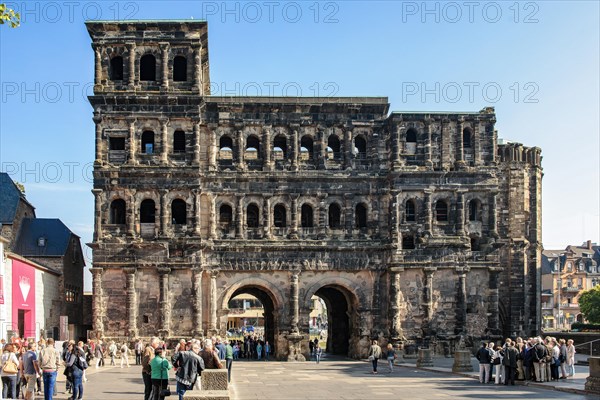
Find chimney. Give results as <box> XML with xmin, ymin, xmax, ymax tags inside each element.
<box><xmin>587</xmin><ymin>240</ymin><xmax>592</xmax><ymax>250</ymax></box>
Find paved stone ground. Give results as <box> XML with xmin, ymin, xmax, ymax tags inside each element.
<box><xmin>35</xmin><ymin>356</ymin><xmax>594</xmax><ymax>399</ymax></box>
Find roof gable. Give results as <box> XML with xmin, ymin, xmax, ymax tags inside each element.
<box><xmin>14</xmin><ymin>218</ymin><xmax>77</xmax><ymax>257</ymax></box>
<box><xmin>0</xmin><ymin>173</ymin><xmax>32</xmax><ymax>224</ymax></box>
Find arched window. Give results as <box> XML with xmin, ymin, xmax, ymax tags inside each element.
<box><xmin>354</xmin><ymin>136</ymin><xmax>367</xmax><ymax>158</ymax></box>
<box><xmin>141</xmin><ymin>131</ymin><xmax>155</xmax><ymax>154</ymax></box>
<box><xmin>468</xmin><ymin>199</ymin><xmax>481</xmax><ymax>222</ymax></box>
<box><xmin>463</xmin><ymin>128</ymin><xmax>472</xmax><ymax>148</ymax></box>
<box><xmin>110</xmin><ymin>199</ymin><xmax>126</xmax><ymax>224</ymax></box>
<box><xmin>245</xmin><ymin>135</ymin><xmax>260</xmax><ymax>160</ymax></box>
<box><xmin>402</xmin><ymin>235</ymin><xmax>415</xmax><ymax>249</ymax></box>
<box><xmin>300</xmin><ymin>136</ymin><xmax>314</xmax><ymax>161</ymax></box>
<box><xmin>274</xmin><ymin>204</ymin><xmax>287</xmax><ymax>227</ymax></box>
<box><xmin>355</xmin><ymin>203</ymin><xmax>367</xmax><ymax>228</ymax></box>
<box><xmin>470</xmin><ymin>237</ymin><xmax>481</xmax><ymax>251</ymax></box>
<box><xmin>405</xmin><ymin>199</ymin><xmax>416</xmax><ymax>222</ymax></box>
<box><xmin>171</xmin><ymin>199</ymin><xmax>187</xmax><ymax>225</ymax></box>
<box><xmin>273</xmin><ymin>135</ymin><xmax>287</xmax><ymax>160</ymax></box>
<box><xmin>219</xmin><ymin>204</ymin><xmax>233</xmax><ymax>230</ymax></box>
<box><xmin>247</xmin><ymin>204</ymin><xmax>260</xmax><ymax>228</ymax></box>
<box><xmin>328</xmin><ymin>203</ymin><xmax>341</xmax><ymax>229</ymax></box>
<box><xmin>173</xmin><ymin>56</ymin><xmax>187</xmax><ymax>82</ymax></box>
<box><xmin>173</xmin><ymin>130</ymin><xmax>186</xmax><ymax>153</ymax></box>
<box><xmin>140</xmin><ymin>199</ymin><xmax>156</xmax><ymax>223</ymax></box>
<box><xmin>327</xmin><ymin>135</ymin><xmax>341</xmax><ymax>159</ymax></box>
<box><xmin>301</xmin><ymin>204</ymin><xmax>313</xmax><ymax>228</ymax></box>
<box><xmin>110</xmin><ymin>56</ymin><xmax>124</xmax><ymax>81</ymax></box>
<box><xmin>435</xmin><ymin>200</ymin><xmax>448</xmax><ymax>222</ymax></box>
<box><xmin>219</xmin><ymin>135</ymin><xmax>234</xmax><ymax>159</ymax></box>
<box><xmin>140</xmin><ymin>54</ymin><xmax>156</xmax><ymax>81</ymax></box>
<box><xmin>406</xmin><ymin>128</ymin><xmax>417</xmax><ymax>155</ymax></box>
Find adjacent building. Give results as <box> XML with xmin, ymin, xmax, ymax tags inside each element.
<box><xmin>87</xmin><ymin>20</ymin><xmax>542</xmax><ymax>359</ymax></box>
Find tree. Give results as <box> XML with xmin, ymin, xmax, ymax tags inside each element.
<box><xmin>579</xmin><ymin>285</ymin><xmax>600</xmax><ymax>323</ymax></box>
<box><xmin>0</xmin><ymin>3</ymin><xmax>20</xmax><ymax>28</ymax></box>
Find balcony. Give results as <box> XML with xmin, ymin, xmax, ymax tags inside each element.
<box><xmin>299</xmin><ymin>227</ymin><xmax>318</xmax><ymax>239</ymax></box>
<box><xmin>562</xmin><ymin>286</ymin><xmax>582</xmax><ymax>293</ymax></box>
<box><xmin>561</xmin><ymin>303</ymin><xmax>579</xmax><ymax>308</ymax></box>
<box><xmin>541</xmin><ymin>303</ymin><xmax>554</xmax><ymax>309</ymax></box>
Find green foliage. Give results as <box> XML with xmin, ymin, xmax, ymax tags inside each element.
<box><xmin>0</xmin><ymin>3</ymin><xmax>20</xmax><ymax>28</ymax></box>
<box><xmin>579</xmin><ymin>286</ymin><xmax>600</xmax><ymax>323</ymax></box>
<box><xmin>571</xmin><ymin>322</ymin><xmax>600</xmax><ymax>332</ymax></box>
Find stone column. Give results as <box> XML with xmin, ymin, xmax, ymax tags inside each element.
<box><xmin>290</xmin><ymin>270</ymin><xmax>300</xmax><ymax>333</ymax></box>
<box><xmin>236</xmin><ymin>130</ymin><xmax>245</xmax><ymax>171</ymax></box>
<box><xmin>209</xmin><ymin>193</ymin><xmax>217</xmax><ymax>240</ymax></box>
<box><xmin>127</xmin><ymin>118</ymin><xmax>137</xmax><ymax>165</ymax></box>
<box><xmin>456</xmin><ymin>191</ymin><xmax>465</xmax><ymax>235</ymax></box>
<box><xmin>343</xmin><ymin>129</ymin><xmax>352</xmax><ymax>170</ymax></box>
<box><xmin>317</xmin><ymin>130</ymin><xmax>326</xmax><ymax>169</ymax></box>
<box><xmin>93</xmin><ymin>45</ymin><xmax>102</xmax><ymax>87</ymax></box>
<box><xmin>473</xmin><ymin>123</ymin><xmax>481</xmax><ymax>165</ymax></box>
<box><xmin>161</xmin><ymin>118</ymin><xmax>169</xmax><ymax>164</ymax></box>
<box><xmin>487</xmin><ymin>267</ymin><xmax>501</xmax><ymax>334</ymax></box>
<box><xmin>391</xmin><ymin>126</ymin><xmax>401</xmax><ymax>170</ymax></box>
<box><xmin>489</xmin><ymin>191</ymin><xmax>498</xmax><ymax>238</ymax></box>
<box><xmin>423</xmin><ymin>268</ymin><xmax>436</xmax><ymax>321</ymax></box>
<box><xmin>344</xmin><ymin>194</ymin><xmax>353</xmax><ymax>238</ymax></box>
<box><xmin>192</xmin><ymin>44</ymin><xmax>201</xmax><ymax>92</ymax></box>
<box><xmin>585</xmin><ymin>357</ymin><xmax>600</xmax><ymax>395</ymax></box>
<box><xmin>193</xmin><ymin>189</ymin><xmax>201</xmax><ymax>237</ymax></box>
<box><xmin>209</xmin><ymin>270</ymin><xmax>219</xmax><ymax>332</ymax></box>
<box><xmin>93</xmin><ymin>113</ymin><xmax>103</xmax><ymax>164</ymax></box>
<box><xmin>158</xmin><ymin>268</ymin><xmax>171</xmax><ymax>337</ymax></box>
<box><xmin>124</xmin><ymin>268</ymin><xmax>138</xmax><ymax>338</ymax></box>
<box><xmin>389</xmin><ymin>266</ymin><xmax>404</xmax><ymax>339</ymax></box>
<box><xmin>424</xmin><ymin>191</ymin><xmax>432</xmax><ymax>235</ymax></box>
<box><xmin>456</xmin><ymin>120</ymin><xmax>465</xmax><ymax>168</ymax></box>
<box><xmin>90</xmin><ymin>267</ymin><xmax>104</xmax><ymax>337</ymax></box>
<box><xmin>291</xmin><ymin>129</ymin><xmax>299</xmax><ymax>171</ymax></box>
<box><xmin>390</xmin><ymin>191</ymin><xmax>401</xmax><ymax>248</ymax></box>
<box><xmin>208</xmin><ymin>128</ymin><xmax>217</xmax><ymax>171</ymax></box>
<box><xmin>263</xmin><ymin>128</ymin><xmax>272</xmax><ymax>171</ymax></box>
<box><xmin>263</xmin><ymin>195</ymin><xmax>272</xmax><ymax>239</ymax></box>
<box><xmin>318</xmin><ymin>195</ymin><xmax>327</xmax><ymax>239</ymax></box>
<box><xmin>236</xmin><ymin>195</ymin><xmax>244</xmax><ymax>239</ymax></box>
<box><xmin>455</xmin><ymin>267</ymin><xmax>468</xmax><ymax>333</ymax></box>
<box><xmin>127</xmin><ymin>42</ymin><xmax>136</xmax><ymax>89</ymax></box>
<box><xmin>289</xmin><ymin>195</ymin><xmax>299</xmax><ymax>239</ymax></box>
<box><xmin>193</xmin><ymin>118</ymin><xmax>201</xmax><ymax>165</ymax></box>
<box><xmin>160</xmin><ymin>43</ymin><xmax>169</xmax><ymax>90</ymax></box>
<box><xmin>192</xmin><ymin>268</ymin><xmax>203</xmax><ymax>336</ymax></box>
<box><xmin>160</xmin><ymin>189</ymin><xmax>169</xmax><ymax>236</ymax></box>
<box><xmin>92</xmin><ymin>189</ymin><xmax>103</xmax><ymax>241</ymax></box>
<box><xmin>127</xmin><ymin>191</ymin><xmax>136</xmax><ymax>237</ymax></box>
<box><xmin>425</xmin><ymin>120</ymin><xmax>433</xmax><ymax>168</ymax></box>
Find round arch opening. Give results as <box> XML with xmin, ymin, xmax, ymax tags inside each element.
<box><xmin>312</xmin><ymin>285</ymin><xmax>356</xmax><ymax>356</ymax></box>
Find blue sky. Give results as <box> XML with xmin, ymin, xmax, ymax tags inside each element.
<box><xmin>0</xmin><ymin>1</ymin><xmax>598</xmax><ymax>289</ymax></box>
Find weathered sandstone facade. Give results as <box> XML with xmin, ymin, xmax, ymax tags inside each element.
<box><xmin>87</xmin><ymin>21</ymin><xmax>542</xmax><ymax>359</ymax></box>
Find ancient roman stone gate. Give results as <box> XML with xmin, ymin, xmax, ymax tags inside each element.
<box><xmin>86</xmin><ymin>21</ymin><xmax>543</xmax><ymax>360</ymax></box>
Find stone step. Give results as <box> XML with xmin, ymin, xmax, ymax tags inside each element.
<box><xmin>182</xmin><ymin>390</ymin><xmax>230</xmax><ymax>400</ymax></box>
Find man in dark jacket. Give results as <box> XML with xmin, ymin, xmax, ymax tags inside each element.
<box><xmin>503</xmin><ymin>341</ymin><xmax>519</xmax><ymax>385</ymax></box>
<box><xmin>476</xmin><ymin>342</ymin><xmax>493</xmax><ymax>383</ymax></box>
<box><xmin>173</xmin><ymin>342</ymin><xmax>205</xmax><ymax>400</ymax></box>
<box><xmin>533</xmin><ymin>337</ymin><xmax>548</xmax><ymax>382</ymax></box>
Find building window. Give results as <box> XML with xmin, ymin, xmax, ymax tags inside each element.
<box><xmin>109</xmin><ymin>137</ymin><xmax>125</xmax><ymax>150</ymax></box>
<box><xmin>402</xmin><ymin>235</ymin><xmax>415</xmax><ymax>249</ymax></box>
<box><xmin>328</xmin><ymin>203</ymin><xmax>341</xmax><ymax>229</ymax></box>
<box><xmin>273</xmin><ymin>135</ymin><xmax>287</xmax><ymax>160</ymax></box>
<box><xmin>140</xmin><ymin>54</ymin><xmax>156</xmax><ymax>81</ymax></box>
<box><xmin>435</xmin><ymin>200</ymin><xmax>448</xmax><ymax>222</ymax></box>
<box><xmin>274</xmin><ymin>204</ymin><xmax>287</xmax><ymax>227</ymax></box>
<box><xmin>140</xmin><ymin>199</ymin><xmax>156</xmax><ymax>223</ymax></box>
<box><xmin>405</xmin><ymin>199</ymin><xmax>416</xmax><ymax>222</ymax></box>
<box><xmin>301</xmin><ymin>204</ymin><xmax>313</xmax><ymax>227</ymax></box>
<box><xmin>463</xmin><ymin>127</ymin><xmax>472</xmax><ymax>148</ymax></box>
<box><xmin>219</xmin><ymin>135</ymin><xmax>234</xmax><ymax>160</ymax></box>
<box><xmin>327</xmin><ymin>135</ymin><xmax>341</xmax><ymax>159</ymax></box>
<box><xmin>469</xmin><ymin>199</ymin><xmax>481</xmax><ymax>222</ymax></box>
<box><xmin>171</xmin><ymin>199</ymin><xmax>187</xmax><ymax>225</ymax></box>
<box><xmin>355</xmin><ymin>203</ymin><xmax>367</xmax><ymax>228</ymax></box>
<box><xmin>65</xmin><ymin>289</ymin><xmax>77</xmax><ymax>303</ymax></box>
<box><xmin>141</xmin><ymin>131</ymin><xmax>155</xmax><ymax>154</ymax></box>
<box><xmin>219</xmin><ymin>204</ymin><xmax>233</xmax><ymax>230</ymax></box>
<box><xmin>405</xmin><ymin>128</ymin><xmax>417</xmax><ymax>154</ymax></box>
<box><xmin>173</xmin><ymin>130</ymin><xmax>186</xmax><ymax>153</ymax></box>
<box><xmin>247</xmin><ymin>204</ymin><xmax>260</xmax><ymax>228</ymax></box>
<box><xmin>300</xmin><ymin>136</ymin><xmax>314</xmax><ymax>161</ymax></box>
<box><xmin>173</xmin><ymin>56</ymin><xmax>187</xmax><ymax>82</ymax></box>
<box><xmin>245</xmin><ymin>135</ymin><xmax>260</xmax><ymax>160</ymax></box>
<box><xmin>110</xmin><ymin>56</ymin><xmax>124</xmax><ymax>80</ymax></box>
<box><xmin>110</xmin><ymin>199</ymin><xmax>126</xmax><ymax>224</ymax></box>
<box><xmin>354</xmin><ymin>135</ymin><xmax>367</xmax><ymax>158</ymax></box>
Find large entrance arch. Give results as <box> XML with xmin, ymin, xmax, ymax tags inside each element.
<box><xmin>314</xmin><ymin>286</ymin><xmax>352</xmax><ymax>355</ymax></box>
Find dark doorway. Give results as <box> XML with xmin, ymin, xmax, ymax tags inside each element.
<box><xmin>229</xmin><ymin>287</ymin><xmax>276</xmax><ymax>355</ymax></box>
<box><xmin>314</xmin><ymin>286</ymin><xmax>351</xmax><ymax>355</ymax></box>
<box><xmin>18</xmin><ymin>309</ymin><xmax>26</xmax><ymax>339</ymax></box>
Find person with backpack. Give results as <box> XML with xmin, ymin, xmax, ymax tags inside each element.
<box><xmin>39</xmin><ymin>338</ymin><xmax>61</xmax><ymax>400</ymax></box>
<box><xmin>65</xmin><ymin>342</ymin><xmax>88</xmax><ymax>400</ymax></box>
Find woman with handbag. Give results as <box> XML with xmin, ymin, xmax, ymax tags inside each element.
<box><xmin>1</xmin><ymin>344</ymin><xmax>19</xmax><ymax>399</ymax></box>
<box><xmin>150</xmin><ymin>348</ymin><xmax>172</xmax><ymax>400</ymax></box>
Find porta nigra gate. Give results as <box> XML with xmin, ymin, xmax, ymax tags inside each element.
<box><xmin>87</xmin><ymin>21</ymin><xmax>542</xmax><ymax>360</ymax></box>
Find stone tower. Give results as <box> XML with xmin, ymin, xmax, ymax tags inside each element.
<box><xmin>87</xmin><ymin>20</ymin><xmax>542</xmax><ymax>359</ymax></box>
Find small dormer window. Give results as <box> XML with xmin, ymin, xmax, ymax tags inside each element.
<box><xmin>37</xmin><ymin>237</ymin><xmax>46</xmax><ymax>247</ymax></box>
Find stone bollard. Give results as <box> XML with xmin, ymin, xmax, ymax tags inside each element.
<box><xmin>182</xmin><ymin>391</ymin><xmax>229</xmax><ymax>400</ymax></box>
<box><xmin>416</xmin><ymin>348</ymin><xmax>433</xmax><ymax>367</ymax></box>
<box><xmin>585</xmin><ymin>357</ymin><xmax>600</xmax><ymax>395</ymax></box>
<box><xmin>452</xmin><ymin>350</ymin><xmax>474</xmax><ymax>372</ymax></box>
<box><xmin>201</xmin><ymin>369</ymin><xmax>229</xmax><ymax>391</ymax></box>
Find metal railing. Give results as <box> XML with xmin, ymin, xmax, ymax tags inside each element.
<box><xmin>574</xmin><ymin>338</ymin><xmax>600</xmax><ymax>357</ymax></box>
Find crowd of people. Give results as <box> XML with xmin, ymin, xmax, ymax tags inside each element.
<box><xmin>476</xmin><ymin>336</ymin><xmax>576</xmax><ymax>385</ymax></box>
